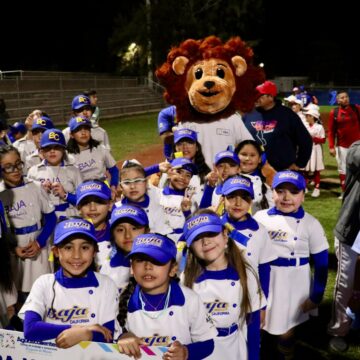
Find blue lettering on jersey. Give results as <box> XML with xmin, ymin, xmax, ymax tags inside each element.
<box><xmin>268</xmin><ymin>230</ymin><xmax>288</xmax><ymax>243</ymax></box>
<box><xmin>5</xmin><ymin>200</ymin><xmax>26</xmax><ymax>214</ymax></box>
<box><xmin>142</xmin><ymin>335</ymin><xmax>170</xmax><ymax>347</ymax></box>
<box><xmin>205</xmin><ymin>300</ymin><xmax>229</xmax><ymax>315</ymax></box>
<box><xmin>78</xmin><ymin>159</ymin><xmax>96</xmax><ymax>171</ymax></box>
<box><xmin>161</xmin><ymin>206</ymin><xmax>182</xmax><ymax>216</ymax></box>
<box><xmin>47</xmin><ymin>305</ymin><xmax>89</xmax><ymax>323</ymax></box>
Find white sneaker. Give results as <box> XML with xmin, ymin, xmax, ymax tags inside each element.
<box><xmin>309</xmin><ymin>181</ymin><xmax>315</xmax><ymax>186</ymax></box>
<box><xmin>338</xmin><ymin>193</ymin><xmax>343</xmax><ymax>200</ymax></box>
<box><xmin>329</xmin><ymin>336</ymin><xmax>348</xmax><ymax>352</ymax></box>
<box><xmin>311</xmin><ymin>188</ymin><xmax>320</xmax><ymax>197</ymax></box>
<box><xmin>305</xmin><ymin>188</ymin><xmax>309</xmax><ymax>194</ymax></box>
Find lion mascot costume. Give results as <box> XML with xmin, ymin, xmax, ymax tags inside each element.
<box><xmin>156</xmin><ymin>35</ymin><xmax>265</xmax><ymax>168</ymax></box>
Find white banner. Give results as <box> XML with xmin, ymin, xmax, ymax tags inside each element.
<box><xmin>0</xmin><ymin>329</ymin><xmax>165</xmax><ymax>360</ymax></box>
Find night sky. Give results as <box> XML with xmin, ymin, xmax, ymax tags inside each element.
<box><xmin>0</xmin><ymin>1</ymin><xmax>357</xmax><ymax>84</ymax></box>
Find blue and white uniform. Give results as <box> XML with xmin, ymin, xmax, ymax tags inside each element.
<box><xmin>0</xmin><ymin>180</ymin><xmax>56</xmax><ymax>292</ymax></box>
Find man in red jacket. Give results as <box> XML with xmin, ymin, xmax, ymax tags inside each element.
<box><xmin>328</xmin><ymin>91</ymin><xmax>360</xmax><ymax>198</ymax></box>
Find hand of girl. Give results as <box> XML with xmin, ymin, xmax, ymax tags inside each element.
<box><xmin>41</xmin><ymin>180</ymin><xmax>52</xmax><ymax>194</ymax></box>
<box><xmin>87</xmin><ymin>324</ymin><xmax>113</xmax><ymax>342</ymax></box>
<box><xmin>260</xmin><ymin>309</ymin><xmax>266</xmax><ymax>328</ymax></box>
<box><xmin>205</xmin><ymin>170</ymin><xmax>218</xmax><ymax>187</ymax></box>
<box><xmin>111</xmin><ymin>185</ymin><xmax>118</xmax><ymax>201</ymax></box>
<box><xmin>117</xmin><ymin>332</ymin><xmax>146</xmax><ymax>359</ymax></box>
<box><xmin>181</xmin><ymin>189</ymin><xmax>193</xmax><ymax>212</ymax></box>
<box><xmin>159</xmin><ymin>161</ymin><xmax>172</xmax><ymax>173</ymax></box>
<box><xmin>163</xmin><ymin>341</ymin><xmax>188</xmax><ymax>360</ymax></box>
<box><xmin>51</xmin><ymin>182</ymin><xmax>66</xmax><ymax>199</ymax></box>
<box><xmin>56</xmin><ymin>326</ymin><xmax>92</xmax><ymax>348</ymax></box>
<box><xmin>24</xmin><ymin>241</ymin><xmax>41</xmax><ymax>258</ymax></box>
<box><xmin>300</xmin><ymin>298</ymin><xmax>317</xmax><ymax>313</ymax></box>
<box><xmin>15</xmin><ymin>246</ymin><xmax>28</xmax><ymax>259</ymax></box>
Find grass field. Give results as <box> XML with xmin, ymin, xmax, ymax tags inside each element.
<box><xmin>101</xmin><ymin>112</ymin><xmax>359</xmax><ymax>359</ymax></box>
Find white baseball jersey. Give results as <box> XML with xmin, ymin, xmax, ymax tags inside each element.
<box><xmin>0</xmin><ymin>284</ymin><xmax>18</xmax><ymax>328</ymax></box>
<box><xmin>24</xmin><ymin>150</ymin><xmax>42</xmax><ymax>174</ymax></box>
<box><xmin>179</xmin><ymin>113</ymin><xmax>253</xmax><ymax>169</ymax></box>
<box><xmin>304</xmin><ymin>123</ymin><xmax>325</xmax><ymax>172</ymax></box>
<box><xmin>94</xmin><ymin>225</ymin><xmax>112</xmax><ymax>270</ymax></box>
<box><xmin>63</xmin><ymin>126</ymin><xmax>111</xmax><ymax>150</ymax></box>
<box><xmin>100</xmin><ymin>250</ymin><xmax>130</xmax><ymax>293</ymax></box>
<box><xmin>27</xmin><ymin>159</ymin><xmax>83</xmax><ymax>219</ymax></box>
<box><xmin>70</xmin><ymin>144</ymin><xmax>116</xmax><ymax>182</ymax></box>
<box><xmin>19</xmin><ymin>271</ymin><xmax>120</xmax><ymax>338</ymax></box>
<box><xmin>211</xmin><ymin>185</ymin><xmax>222</xmax><ymax>209</ymax></box>
<box><xmin>253</xmin><ymin>209</ymin><xmax>329</xmax><ymax>334</ymax></box>
<box><xmin>159</xmin><ymin>187</ymin><xmax>198</xmax><ymax>243</ymax></box>
<box><xmin>126</xmin><ymin>281</ymin><xmax>217</xmax><ymax>348</ymax></box>
<box><xmin>0</xmin><ymin>180</ymin><xmax>55</xmax><ymax>292</ymax></box>
<box><xmin>191</xmin><ymin>267</ymin><xmax>264</xmax><ymax>360</ymax></box>
<box><xmin>13</xmin><ymin>137</ymin><xmax>36</xmax><ymax>164</ymax></box>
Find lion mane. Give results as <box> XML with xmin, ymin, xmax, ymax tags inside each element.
<box><xmin>155</xmin><ymin>35</ymin><xmax>265</xmax><ymax>122</ymax></box>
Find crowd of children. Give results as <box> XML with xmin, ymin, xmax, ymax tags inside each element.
<box><xmin>0</xmin><ymin>90</ymin><xmax>341</xmax><ymax>360</ymax></box>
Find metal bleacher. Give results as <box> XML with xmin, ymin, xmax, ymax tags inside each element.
<box><xmin>0</xmin><ymin>71</ymin><xmax>166</xmax><ymax>124</ymax></box>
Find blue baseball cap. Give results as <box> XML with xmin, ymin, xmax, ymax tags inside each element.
<box><xmin>72</xmin><ymin>95</ymin><xmax>91</xmax><ymax>110</ymax></box>
<box><xmin>183</xmin><ymin>213</ymin><xmax>223</xmax><ymax>247</ymax></box>
<box><xmin>214</xmin><ymin>150</ymin><xmax>240</xmax><ymax>165</ymax></box>
<box><xmin>54</xmin><ymin>218</ymin><xmax>97</xmax><ymax>246</ymax></box>
<box><xmin>128</xmin><ymin>233</ymin><xmax>177</xmax><ymax>264</ymax></box>
<box><xmin>110</xmin><ymin>205</ymin><xmax>149</xmax><ymax>230</ymax></box>
<box><xmin>222</xmin><ymin>175</ymin><xmax>254</xmax><ymax>199</ymax></box>
<box><xmin>9</xmin><ymin>122</ymin><xmax>27</xmax><ymax>135</ymax></box>
<box><xmin>174</xmin><ymin>128</ymin><xmax>197</xmax><ymax>144</ymax></box>
<box><xmin>170</xmin><ymin>157</ymin><xmax>198</xmax><ymax>175</ymax></box>
<box><xmin>69</xmin><ymin>116</ymin><xmax>92</xmax><ymax>132</ymax></box>
<box><xmin>272</xmin><ymin>170</ymin><xmax>306</xmax><ymax>190</ymax></box>
<box><xmin>76</xmin><ymin>180</ymin><xmax>111</xmax><ymax>205</ymax></box>
<box><xmin>40</xmin><ymin>129</ymin><xmax>66</xmax><ymax>148</ymax></box>
<box><xmin>31</xmin><ymin>116</ymin><xmax>54</xmax><ymax>131</ymax></box>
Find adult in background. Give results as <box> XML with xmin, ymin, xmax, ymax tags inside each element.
<box><xmin>245</xmin><ymin>81</ymin><xmax>312</xmax><ymax>171</ymax></box>
<box><xmin>328</xmin><ymin>140</ymin><xmax>360</xmax><ymax>351</ymax></box>
<box><xmin>328</xmin><ymin>90</ymin><xmax>360</xmax><ymax>199</ymax></box>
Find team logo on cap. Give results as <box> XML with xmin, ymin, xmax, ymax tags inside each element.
<box><xmin>230</xmin><ymin>177</ymin><xmax>251</xmax><ymax>187</ymax></box>
<box><xmin>64</xmin><ymin>221</ymin><xmax>91</xmax><ymax>230</ymax></box>
<box><xmin>220</xmin><ymin>151</ymin><xmax>233</xmax><ymax>157</ymax></box>
<box><xmin>115</xmin><ymin>208</ymin><xmax>139</xmax><ymax>216</ymax></box>
<box><xmin>279</xmin><ymin>172</ymin><xmax>299</xmax><ymax>180</ymax></box>
<box><xmin>76</xmin><ymin>116</ymin><xmax>86</xmax><ymax>123</ymax></box>
<box><xmin>186</xmin><ymin>215</ymin><xmax>211</xmax><ymax>230</ymax></box>
<box><xmin>36</xmin><ymin>118</ymin><xmax>47</xmax><ymax>126</ymax></box>
<box><xmin>78</xmin><ymin>96</ymin><xmax>88</xmax><ymax>103</ymax></box>
<box><xmin>179</xmin><ymin>129</ymin><xmax>193</xmax><ymax>135</ymax></box>
<box><xmin>48</xmin><ymin>132</ymin><xmax>60</xmax><ymax>141</ymax></box>
<box><xmin>136</xmin><ymin>235</ymin><xmax>162</xmax><ymax>247</ymax></box>
<box><xmin>80</xmin><ymin>183</ymin><xmax>102</xmax><ymax>192</ymax></box>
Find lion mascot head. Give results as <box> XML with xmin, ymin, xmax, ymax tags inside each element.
<box><xmin>156</xmin><ymin>35</ymin><xmax>265</xmax><ymax>122</ymax></box>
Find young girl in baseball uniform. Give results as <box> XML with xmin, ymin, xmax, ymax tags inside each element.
<box><xmin>182</xmin><ymin>209</ymin><xmax>264</xmax><ymax>360</ymax></box>
<box><xmin>0</xmin><ymin>145</ymin><xmax>57</xmax><ymax>296</ymax></box>
<box><xmin>303</xmin><ymin>107</ymin><xmax>326</xmax><ymax>198</ymax></box>
<box><xmin>253</xmin><ymin>170</ymin><xmax>329</xmax><ymax>359</ymax></box>
<box><xmin>19</xmin><ymin>218</ymin><xmax>119</xmax><ymax>347</ymax></box>
<box><xmin>66</xmin><ymin>116</ymin><xmax>119</xmax><ymax>200</ymax></box>
<box><xmin>235</xmin><ymin>139</ymin><xmax>273</xmax><ymax>214</ymax></box>
<box><xmin>117</xmin><ymin>233</ymin><xmax>217</xmax><ymax>359</ymax></box>
<box><xmin>100</xmin><ymin>204</ymin><xmax>149</xmax><ymax>293</ymax></box>
<box><xmin>27</xmin><ymin>128</ymin><xmax>83</xmax><ymax>220</ymax></box>
<box><xmin>76</xmin><ymin>180</ymin><xmax>113</xmax><ymax>269</ymax></box>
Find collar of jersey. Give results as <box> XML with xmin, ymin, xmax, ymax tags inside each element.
<box><xmin>162</xmin><ymin>186</ymin><xmax>185</xmax><ymax>196</ymax></box>
<box><xmin>55</xmin><ymin>268</ymin><xmax>99</xmax><ymax>288</ymax></box>
<box><xmin>43</xmin><ymin>160</ymin><xmax>65</xmax><ymax>167</ymax></box>
<box><xmin>95</xmin><ymin>222</ymin><xmax>111</xmax><ymax>243</ymax></box>
<box><xmin>222</xmin><ymin>212</ymin><xmax>259</xmax><ymax>231</ymax></box>
<box><xmin>128</xmin><ymin>280</ymin><xmax>185</xmax><ymax>312</ymax></box>
<box><xmin>267</xmin><ymin>206</ymin><xmax>305</xmax><ymax>219</ymax></box>
<box><xmin>122</xmin><ymin>194</ymin><xmax>150</xmax><ymax>208</ymax></box>
<box><xmin>110</xmin><ymin>249</ymin><xmax>130</xmax><ymax>268</ymax></box>
<box><xmin>195</xmin><ymin>266</ymin><xmax>239</xmax><ymax>283</ymax></box>
<box><xmin>249</xmin><ymin>169</ymin><xmax>261</xmax><ymax>177</ymax></box>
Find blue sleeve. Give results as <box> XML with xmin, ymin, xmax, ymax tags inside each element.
<box><xmin>186</xmin><ymin>339</ymin><xmax>214</xmax><ymax>360</ymax></box>
<box><xmin>66</xmin><ymin>192</ymin><xmax>77</xmax><ymax>206</ymax></box>
<box><xmin>310</xmin><ymin>249</ymin><xmax>329</xmax><ymax>304</ymax></box>
<box><xmin>24</xmin><ymin>310</ymin><xmax>70</xmax><ymax>341</ymax></box>
<box><xmin>258</xmin><ymin>262</ymin><xmax>271</xmax><ymax>299</ymax></box>
<box><xmin>199</xmin><ymin>184</ymin><xmax>215</xmax><ymax>208</ymax></box>
<box><xmin>144</xmin><ymin>164</ymin><xmax>160</xmax><ymax>177</ymax></box>
<box><xmin>37</xmin><ymin>211</ymin><xmax>57</xmax><ymax>248</ymax></box>
<box><xmin>183</xmin><ymin>210</ymin><xmax>191</xmax><ymax>218</ymax></box>
<box><xmin>157</xmin><ymin>106</ymin><xmax>176</xmax><ymax>135</ymax></box>
<box><xmin>163</xmin><ymin>143</ymin><xmax>173</xmax><ymax>160</ymax></box>
<box><xmin>91</xmin><ymin>320</ymin><xmax>115</xmax><ymax>342</ymax></box>
<box><xmin>107</xmin><ymin>165</ymin><xmax>120</xmax><ymax>187</ymax></box>
<box><xmin>247</xmin><ymin>310</ymin><xmax>260</xmax><ymax>360</ymax></box>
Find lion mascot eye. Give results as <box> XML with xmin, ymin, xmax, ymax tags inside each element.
<box><xmin>216</xmin><ymin>68</ymin><xmax>225</xmax><ymax>79</ymax></box>
<box><xmin>195</xmin><ymin>68</ymin><xmax>203</xmax><ymax>80</ymax></box>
